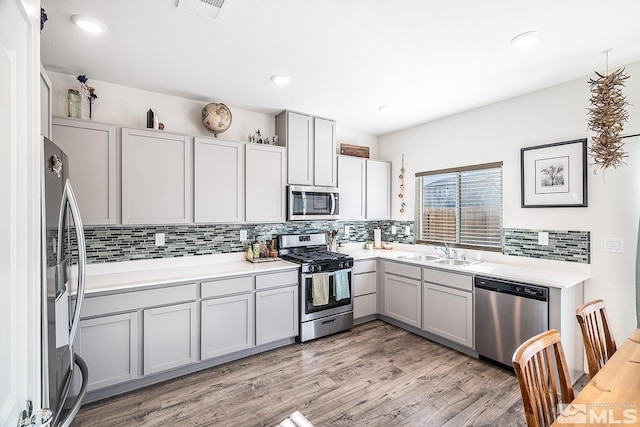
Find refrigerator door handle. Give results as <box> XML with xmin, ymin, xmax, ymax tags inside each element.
<box><xmin>55</xmin><ymin>354</ymin><xmax>89</xmax><ymax>427</ymax></box>
<box><xmin>59</xmin><ymin>179</ymin><xmax>86</xmax><ymax>348</ymax></box>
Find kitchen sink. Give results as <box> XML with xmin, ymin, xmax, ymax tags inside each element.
<box><xmin>433</xmin><ymin>258</ymin><xmax>476</xmax><ymax>266</ymax></box>
<box><xmin>398</xmin><ymin>254</ymin><xmax>441</xmax><ymax>262</ymax></box>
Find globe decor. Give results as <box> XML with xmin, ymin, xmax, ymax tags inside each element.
<box><xmin>202</xmin><ymin>102</ymin><xmax>232</xmax><ymax>136</ymax></box>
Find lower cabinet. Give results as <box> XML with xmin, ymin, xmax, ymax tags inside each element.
<box><xmin>143</xmin><ymin>302</ymin><xmax>197</xmax><ymax>375</ymax></box>
<box><xmin>201</xmin><ymin>294</ymin><xmax>254</xmax><ymax>360</ymax></box>
<box><xmin>384</xmin><ymin>273</ymin><xmax>421</xmax><ymax>328</ymax></box>
<box><xmin>75</xmin><ymin>312</ymin><xmax>139</xmax><ymax>392</ymax></box>
<box><xmin>353</xmin><ymin>259</ymin><xmax>377</xmax><ymax>320</ymax></box>
<box><xmin>255</xmin><ymin>286</ymin><xmax>299</xmax><ymax>345</ymax></box>
<box><xmin>422</xmin><ymin>282</ymin><xmax>473</xmax><ymax>348</ymax></box>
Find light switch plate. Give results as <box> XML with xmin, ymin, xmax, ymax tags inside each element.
<box><xmin>391</xmin><ymin>225</ymin><xmax>397</xmax><ymax>235</ymax></box>
<box><xmin>155</xmin><ymin>233</ymin><xmax>165</xmax><ymax>246</ymax></box>
<box><xmin>239</xmin><ymin>229</ymin><xmax>247</xmax><ymax>241</ymax></box>
<box><xmin>344</xmin><ymin>225</ymin><xmax>350</xmax><ymax>236</ymax></box>
<box><xmin>604</xmin><ymin>237</ymin><xmax>624</xmax><ymax>253</ymax></box>
<box><xmin>537</xmin><ymin>231</ymin><xmax>549</xmax><ymax>246</ymax></box>
<box><xmin>405</xmin><ymin>226</ymin><xmax>411</xmax><ymax>235</ymax></box>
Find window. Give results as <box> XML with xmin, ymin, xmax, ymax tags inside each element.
<box><xmin>415</xmin><ymin>162</ymin><xmax>503</xmax><ymax>251</ymax></box>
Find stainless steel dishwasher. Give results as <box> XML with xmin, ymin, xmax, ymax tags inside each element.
<box><xmin>475</xmin><ymin>276</ymin><xmax>549</xmax><ymax>367</ymax></box>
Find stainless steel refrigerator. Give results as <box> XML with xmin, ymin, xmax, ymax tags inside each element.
<box><xmin>42</xmin><ymin>136</ymin><xmax>89</xmax><ymax>427</ymax></box>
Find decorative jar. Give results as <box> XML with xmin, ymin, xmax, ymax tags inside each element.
<box><xmin>67</xmin><ymin>89</ymin><xmax>81</xmax><ymax>118</ymax></box>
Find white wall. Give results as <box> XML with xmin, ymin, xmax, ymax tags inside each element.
<box><xmin>378</xmin><ymin>60</ymin><xmax>640</xmax><ymax>342</ymax></box>
<box><xmin>46</xmin><ymin>71</ymin><xmax>380</xmax><ymax>157</ymax></box>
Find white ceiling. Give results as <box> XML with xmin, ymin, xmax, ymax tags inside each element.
<box><xmin>40</xmin><ymin>0</ymin><xmax>640</xmax><ymax>136</ymax></box>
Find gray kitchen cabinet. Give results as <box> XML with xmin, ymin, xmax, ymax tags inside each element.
<box><xmin>313</xmin><ymin>117</ymin><xmax>337</xmax><ymax>187</ymax></box>
<box><xmin>337</xmin><ymin>155</ymin><xmax>366</xmax><ymax>220</ymax></box>
<box><xmin>255</xmin><ymin>270</ymin><xmax>299</xmax><ymax>345</ymax></box>
<box><xmin>143</xmin><ymin>301</ymin><xmax>197</xmax><ymax>375</ymax></box>
<box><xmin>74</xmin><ymin>312</ymin><xmax>139</xmax><ymax>392</ymax></box>
<box><xmin>245</xmin><ymin>143</ymin><xmax>286</xmax><ymax>222</ymax></box>
<box><xmin>52</xmin><ymin>117</ymin><xmax>117</xmax><ymax>225</ymax></box>
<box><xmin>275</xmin><ymin>110</ymin><xmax>337</xmax><ymax>187</ymax></box>
<box><xmin>383</xmin><ymin>261</ymin><xmax>422</xmax><ymax>328</ymax></box>
<box><xmin>422</xmin><ymin>268</ymin><xmax>473</xmax><ymax>348</ymax></box>
<box><xmin>122</xmin><ymin>128</ymin><xmax>191</xmax><ymax>224</ymax></box>
<box><xmin>201</xmin><ymin>293</ymin><xmax>254</xmax><ymax>360</ymax></box>
<box><xmin>353</xmin><ymin>259</ymin><xmax>377</xmax><ymax>320</ymax></box>
<box><xmin>194</xmin><ymin>137</ymin><xmax>244</xmax><ymax>223</ymax></box>
<box><xmin>366</xmin><ymin>159</ymin><xmax>391</xmax><ymax>220</ymax></box>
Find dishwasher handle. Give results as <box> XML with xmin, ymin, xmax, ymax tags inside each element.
<box><xmin>475</xmin><ymin>276</ymin><xmax>548</xmax><ymax>302</ymax></box>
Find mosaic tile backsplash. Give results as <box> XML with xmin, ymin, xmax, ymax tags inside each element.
<box><xmin>78</xmin><ymin>222</ymin><xmax>589</xmax><ymax>265</ymax></box>
<box><xmin>503</xmin><ymin>228</ymin><xmax>590</xmax><ymax>264</ymax></box>
<box><xmin>82</xmin><ymin>220</ymin><xmax>415</xmax><ymax>264</ymax></box>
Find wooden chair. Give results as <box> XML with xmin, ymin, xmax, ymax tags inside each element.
<box><xmin>575</xmin><ymin>299</ymin><xmax>617</xmax><ymax>378</ymax></box>
<box><xmin>512</xmin><ymin>329</ymin><xmax>575</xmax><ymax>427</ymax></box>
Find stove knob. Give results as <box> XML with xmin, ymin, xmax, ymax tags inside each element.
<box><xmin>339</xmin><ymin>262</ymin><xmax>344</xmax><ymax>269</ymax></box>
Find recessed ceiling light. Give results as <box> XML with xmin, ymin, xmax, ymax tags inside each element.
<box><xmin>270</xmin><ymin>74</ymin><xmax>291</xmax><ymax>86</ymax></box>
<box><xmin>378</xmin><ymin>105</ymin><xmax>393</xmax><ymax>113</ymax></box>
<box><xmin>510</xmin><ymin>31</ymin><xmax>542</xmax><ymax>48</ymax></box>
<box><xmin>71</xmin><ymin>14</ymin><xmax>107</xmax><ymax>34</ymax></box>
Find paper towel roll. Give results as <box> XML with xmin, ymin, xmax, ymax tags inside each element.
<box><xmin>374</xmin><ymin>228</ymin><xmax>382</xmax><ymax>248</ymax></box>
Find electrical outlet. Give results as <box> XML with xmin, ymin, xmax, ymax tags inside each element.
<box><xmin>344</xmin><ymin>225</ymin><xmax>350</xmax><ymax>236</ymax></box>
<box><xmin>239</xmin><ymin>229</ymin><xmax>247</xmax><ymax>241</ymax></box>
<box><xmin>537</xmin><ymin>231</ymin><xmax>549</xmax><ymax>246</ymax></box>
<box><xmin>155</xmin><ymin>233</ymin><xmax>165</xmax><ymax>246</ymax></box>
<box><xmin>405</xmin><ymin>226</ymin><xmax>411</xmax><ymax>235</ymax></box>
<box><xmin>391</xmin><ymin>225</ymin><xmax>397</xmax><ymax>235</ymax></box>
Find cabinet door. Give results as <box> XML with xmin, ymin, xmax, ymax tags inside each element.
<box><xmin>143</xmin><ymin>302</ymin><xmax>197</xmax><ymax>375</ymax></box>
<box><xmin>423</xmin><ymin>283</ymin><xmax>473</xmax><ymax>348</ymax></box>
<box><xmin>338</xmin><ymin>156</ymin><xmax>366</xmax><ymax>220</ymax></box>
<box><xmin>75</xmin><ymin>313</ymin><xmax>138</xmax><ymax>391</ymax></box>
<box><xmin>255</xmin><ymin>285</ymin><xmax>299</xmax><ymax>345</ymax></box>
<box><xmin>354</xmin><ymin>294</ymin><xmax>377</xmax><ymax>319</ymax></box>
<box><xmin>285</xmin><ymin>112</ymin><xmax>313</xmax><ymax>185</ymax></box>
<box><xmin>194</xmin><ymin>137</ymin><xmax>244</xmax><ymax>223</ymax></box>
<box><xmin>245</xmin><ymin>144</ymin><xmax>286</xmax><ymax>222</ymax></box>
<box><xmin>366</xmin><ymin>159</ymin><xmax>391</xmax><ymax>220</ymax></box>
<box><xmin>313</xmin><ymin>117</ymin><xmax>336</xmax><ymax>187</ymax></box>
<box><xmin>52</xmin><ymin>118</ymin><xmax>117</xmax><ymax>225</ymax></box>
<box><xmin>384</xmin><ymin>274</ymin><xmax>421</xmax><ymax>328</ymax></box>
<box><xmin>201</xmin><ymin>294</ymin><xmax>253</xmax><ymax>360</ymax></box>
<box><xmin>122</xmin><ymin>128</ymin><xmax>191</xmax><ymax>224</ymax></box>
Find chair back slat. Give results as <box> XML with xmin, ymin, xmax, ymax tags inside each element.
<box><xmin>513</xmin><ymin>329</ymin><xmax>575</xmax><ymax>427</ymax></box>
<box><xmin>575</xmin><ymin>299</ymin><xmax>617</xmax><ymax>378</ymax></box>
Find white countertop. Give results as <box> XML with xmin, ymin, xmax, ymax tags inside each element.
<box><xmin>72</xmin><ymin>253</ymin><xmax>299</xmax><ymax>295</ymax></box>
<box><xmin>74</xmin><ymin>243</ymin><xmax>590</xmax><ymax>295</ymax></box>
<box><xmin>338</xmin><ymin>245</ymin><xmax>589</xmax><ymax>289</ymax></box>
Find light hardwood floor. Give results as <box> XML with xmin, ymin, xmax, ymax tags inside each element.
<box><xmin>71</xmin><ymin>321</ymin><xmax>585</xmax><ymax>426</ymax></box>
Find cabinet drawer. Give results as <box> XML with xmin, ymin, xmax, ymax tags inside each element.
<box><xmin>354</xmin><ymin>271</ymin><xmax>377</xmax><ymax>296</ymax></box>
<box><xmin>255</xmin><ymin>270</ymin><xmax>298</xmax><ymax>290</ymax></box>
<box><xmin>423</xmin><ymin>268</ymin><xmax>472</xmax><ymax>292</ymax></box>
<box><xmin>385</xmin><ymin>261</ymin><xmax>421</xmax><ymax>280</ymax></box>
<box><xmin>201</xmin><ymin>276</ymin><xmax>253</xmax><ymax>298</ymax></box>
<box><xmin>354</xmin><ymin>293</ymin><xmax>377</xmax><ymax>319</ymax></box>
<box><xmin>81</xmin><ymin>283</ymin><xmax>197</xmax><ymax>318</ymax></box>
<box><xmin>353</xmin><ymin>259</ymin><xmax>376</xmax><ymax>274</ymax></box>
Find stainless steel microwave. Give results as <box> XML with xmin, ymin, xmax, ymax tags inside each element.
<box><xmin>288</xmin><ymin>186</ymin><xmax>340</xmax><ymax>221</ymax></box>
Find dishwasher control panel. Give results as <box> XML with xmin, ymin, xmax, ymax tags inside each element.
<box><xmin>475</xmin><ymin>276</ymin><xmax>548</xmax><ymax>302</ymax></box>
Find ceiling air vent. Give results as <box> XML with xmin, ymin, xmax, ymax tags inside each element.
<box><xmin>177</xmin><ymin>0</ymin><xmax>231</xmax><ymax>21</ymax></box>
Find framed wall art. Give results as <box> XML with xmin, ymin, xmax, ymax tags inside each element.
<box><xmin>521</xmin><ymin>138</ymin><xmax>587</xmax><ymax>208</ymax></box>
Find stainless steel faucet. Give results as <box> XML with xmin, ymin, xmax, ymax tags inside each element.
<box><xmin>437</xmin><ymin>243</ymin><xmax>457</xmax><ymax>259</ymax></box>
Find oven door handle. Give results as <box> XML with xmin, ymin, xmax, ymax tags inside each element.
<box><xmin>303</xmin><ymin>268</ymin><xmax>352</xmax><ymax>279</ymax></box>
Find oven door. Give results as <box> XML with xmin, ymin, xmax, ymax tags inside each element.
<box><xmin>301</xmin><ymin>269</ymin><xmax>352</xmax><ymax>321</ymax></box>
<box><xmin>288</xmin><ymin>185</ymin><xmax>340</xmax><ymax>221</ymax></box>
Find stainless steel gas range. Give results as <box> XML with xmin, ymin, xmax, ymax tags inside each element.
<box><xmin>278</xmin><ymin>233</ymin><xmax>354</xmax><ymax>342</ymax></box>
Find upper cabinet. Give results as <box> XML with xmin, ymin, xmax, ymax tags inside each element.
<box><xmin>52</xmin><ymin>117</ymin><xmax>117</xmax><ymax>225</ymax></box>
<box><xmin>338</xmin><ymin>155</ymin><xmax>366</xmax><ymax>220</ymax></box>
<box><xmin>194</xmin><ymin>137</ymin><xmax>244</xmax><ymax>223</ymax></box>
<box><xmin>338</xmin><ymin>156</ymin><xmax>391</xmax><ymax>220</ymax></box>
<box><xmin>275</xmin><ymin>111</ymin><xmax>337</xmax><ymax>187</ymax></box>
<box><xmin>122</xmin><ymin>128</ymin><xmax>192</xmax><ymax>225</ymax></box>
<box><xmin>366</xmin><ymin>159</ymin><xmax>391</xmax><ymax>220</ymax></box>
<box><xmin>245</xmin><ymin>144</ymin><xmax>286</xmax><ymax>223</ymax></box>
